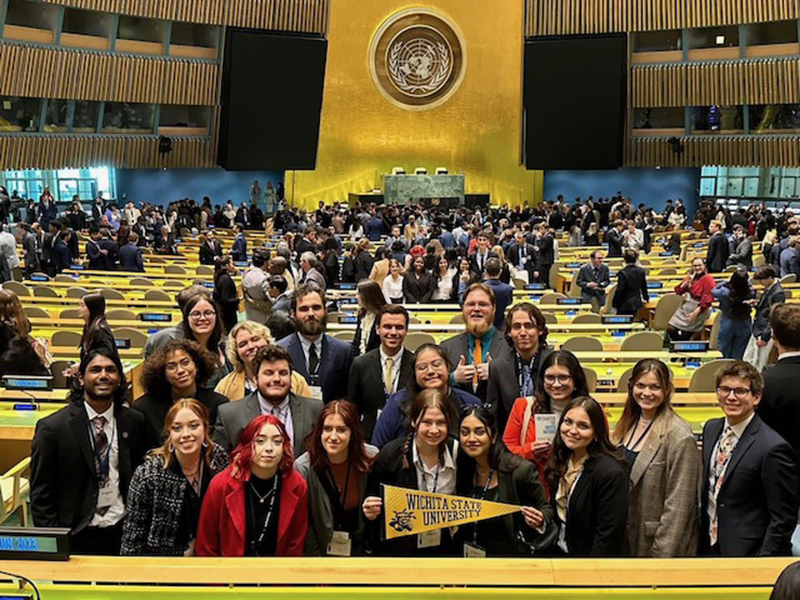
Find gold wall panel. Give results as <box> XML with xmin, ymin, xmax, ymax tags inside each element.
<box><xmin>289</xmin><ymin>0</ymin><xmax>542</xmax><ymax>210</ymax></box>
<box><xmin>0</xmin><ymin>42</ymin><xmax>217</xmax><ymax>105</ymax></box>
<box><xmin>526</xmin><ymin>0</ymin><xmax>800</xmax><ymax>35</ymax></box>
<box><xmin>39</xmin><ymin>0</ymin><xmax>328</xmax><ymax>31</ymax></box>
<box><xmin>627</xmin><ymin>136</ymin><xmax>800</xmax><ymax>167</ymax></box>
<box><xmin>0</xmin><ymin>135</ymin><xmax>216</xmax><ymax>169</ymax></box>
<box><xmin>632</xmin><ymin>58</ymin><xmax>800</xmax><ymax>108</ymax></box>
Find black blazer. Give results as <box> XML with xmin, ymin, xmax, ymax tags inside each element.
<box><xmin>199</xmin><ymin>241</ymin><xmax>222</xmax><ymax>265</ymax></box>
<box><xmin>350</xmin><ymin>315</ymin><xmax>380</xmax><ymax>358</ymax></box>
<box><xmin>86</xmin><ymin>240</ymin><xmax>104</xmax><ymax>270</ymax></box>
<box><xmin>469</xmin><ymin>251</ymin><xmax>498</xmax><ymax>276</ymax></box>
<box><xmin>30</xmin><ymin>402</ymin><xmax>149</xmax><ymax>532</ymax></box>
<box><xmin>606</xmin><ymin>229</ymin><xmax>624</xmax><ymax>258</ymax></box>
<box><xmin>277</xmin><ymin>332</ymin><xmax>352</xmax><ymax>404</ymax></box>
<box><xmin>700</xmin><ymin>415</ymin><xmax>798</xmax><ymax>556</ymax></box>
<box><xmin>119</xmin><ymin>242</ymin><xmax>144</xmax><ymax>272</ymax></box>
<box><xmin>612</xmin><ymin>264</ymin><xmax>649</xmax><ymax>315</ymax></box>
<box><xmin>753</xmin><ymin>282</ymin><xmax>785</xmax><ymax>341</ymax></box>
<box><xmin>706</xmin><ymin>232</ymin><xmax>729</xmax><ymax>272</ymax></box>
<box><xmin>213</xmin><ymin>271</ymin><xmax>239</xmax><ymax>332</ymax></box>
<box><xmin>552</xmin><ymin>454</ymin><xmax>629</xmax><ymax>556</ymax></box>
<box><xmin>507</xmin><ymin>243</ymin><xmax>537</xmax><ymax>272</ymax></box>
<box><xmin>403</xmin><ymin>271</ymin><xmax>434</xmax><ymax>303</ymax></box>
<box><xmin>133</xmin><ymin>386</ymin><xmax>229</xmax><ymax>445</ymax></box>
<box><xmin>760</xmin><ymin>356</ymin><xmax>800</xmax><ymax>462</ymax></box>
<box><xmin>347</xmin><ymin>348</ymin><xmax>414</xmax><ymax>439</ymax></box>
<box><xmin>487</xmin><ymin>347</ymin><xmax>553</xmax><ymax>433</ymax></box>
<box><xmin>98</xmin><ymin>238</ymin><xmax>119</xmax><ymax>270</ymax></box>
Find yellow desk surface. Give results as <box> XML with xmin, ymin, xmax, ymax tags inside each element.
<box><xmin>23</xmin><ymin>280</ymin><xmax>195</xmax><ymax>294</ymax></box>
<box><xmin>584</xmin><ymin>362</ymin><xmax>697</xmax><ymax>390</ymax></box>
<box><xmin>21</xmin><ymin>296</ymin><xmax>177</xmax><ymax>310</ymax></box>
<box><xmin>569</xmin><ymin>350</ymin><xmax>722</xmax><ymax>362</ymax></box>
<box><xmin>61</xmin><ymin>269</ymin><xmax>241</xmax><ymax>283</ymax></box>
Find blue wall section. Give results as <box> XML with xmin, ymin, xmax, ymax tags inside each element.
<box><xmin>543</xmin><ymin>168</ymin><xmax>701</xmax><ymax>217</ymax></box>
<box><xmin>115</xmin><ymin>168</ymin><xmax>284</xmax><ymax>208</ymax></box>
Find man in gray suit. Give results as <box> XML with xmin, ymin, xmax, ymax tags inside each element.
<box><xmin>213</xmin><ymin>344</ymin><xmax>322</xmax><ymax>457</ymax></box>
<box><xmin>300</xmin><ymin>251</ymin><xmax>326</xmax><ymax>292</ymax></box>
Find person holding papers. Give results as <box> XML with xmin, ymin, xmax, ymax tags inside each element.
<box><xmin>610</xmin><ymin>359</ymin><xmax>701</xmax><ymax>557</ymax></box>
<box><xmin>455</xmin><ymin>405</ymin><xmax>554</xmax><ymax>556</ymax></box>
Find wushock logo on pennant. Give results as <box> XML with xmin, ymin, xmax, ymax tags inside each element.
<box><xmin>382</xmin><ymin>484</ymin><xmax>520</xmax><ymax>540</ymax></box>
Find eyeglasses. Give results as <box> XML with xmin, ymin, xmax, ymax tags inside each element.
<box><xmin>717</xmin><ymin>386</ymin><xmax>752</xmax><ymax>399</ymax></box>
<box><xmin>189</xmin><ymin>310</ymin><xmax>216</xmax><ymax>321</ymax></box>
<box><xmin>416</xmin><ymin>359</ymin><xmax>445</xmax><ymax>372</ymax></box>
<box><xmin>544</xmin><ymin>375</ymin><xmax>572</xmax><ymax>385</ymax></box>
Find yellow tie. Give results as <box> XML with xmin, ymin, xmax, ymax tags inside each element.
<box><xmin>385</xmin><ymin>357</ymin><xmax>395</xmax><ymax>394</ymax></box>
<box><xmin>473</xmin><ymin>338</ymin><xmax>482</xmax><ymax>386</ymax></box>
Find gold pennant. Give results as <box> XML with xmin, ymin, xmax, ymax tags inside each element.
<box><xmin>382</xmin><ymin>484</ymin><xmax>521</xmax><ymax>540</ymax></box>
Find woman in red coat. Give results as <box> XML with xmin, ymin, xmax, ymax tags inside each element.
<box><xmin>196</xmin><ymin>415</ymin><xmax>308</xmax><ymax>556</ymax></box>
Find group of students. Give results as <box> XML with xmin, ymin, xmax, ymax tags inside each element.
<box><xmin>21</xmin><ymin>278</ymin><xmax>800</xmax><ymax>560</ymax></box>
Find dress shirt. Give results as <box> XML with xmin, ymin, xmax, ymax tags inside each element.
<box><xmin>412</xmin><ymin>439</ymin><xmax>457</xmax><ymax>494</ymax></box>
<box><xmin>359</xmin><ymin>312</ymin><xmax>377</xmax><ymax>355</ymax></box>
<box><xmin>379</xmin><ymin>346</ymin><xmax>403</xmax><ymax>395</ymax></box>
<box><xmin>382</xmin><ymin>275</ymin><xmax>404</xmax><ymax>302</ymax></box>
<box><xmin>777</xmin><ymin>351</ymin><xmax>800</xmax><ymax>361</ymax></box>
<box><xmin>84</xmin><ymin>402</ymin><xmax>124</xmax><ymax>528</ymax></box>
<box><xmin>298</xmin><ymin>334</ymin><xmax>324</xmax><ymax>375</ymax></box>
<box><xmin>432</xmin><ymin>269</ymin><xmax>456</xmax><ymax>300</ymax></box>
<box><xmin>257</xmin><ymin>392</ymin><xmax>294</xmax><ymax>448</ymax></box>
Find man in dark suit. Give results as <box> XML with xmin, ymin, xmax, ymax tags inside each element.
<box><xmin>366</xmin><ymin>212</ymin><xmax>383</xmax><ymax>241</ymax></box>
<box><xmin>119</xmin><ymin>231</ymin><xmax>144</xmax><ymax>272</ymax></box>
<box><xmin>576</xmin><ymin>250</ymin><xmax>611</xmax><ymax>312</ymax></box>
<box><xmin>759</xmin><ymin>303</ymin><xmax>800</xmax><ymax>462</ymax></box>
<box><xmin>267</xmin><ymin>275</ymin><xmax>291</xmax><ymax>314</ymax></box>
<box><xmin>701</xmin><ymin>361</ymin><xmax>798</xmax><ymax>556</ymax></box>
<box><xmin>706</xmin><ymin>220</ymin><xmax>730</xmax><ymax>273</ymax></box>
<box><xmin>535</xmin><ymin>224</ymin><xmax>556</xmax><ymax>288</ymax></box>
<box><xmin>19</xmin><ymin>223</ymin><xmax>40</xmax><ymax>277</ymax></box>
<box><xmin>469</xmin><ymin>232</ymin><xmax>497</xmax><ymax>277</ymax></box>
<box><xmin>294</xmin><ymin>228</ymin><xmax>318</xmax><ymax>258</ymax></box>
<box><xmin>347</xmin><ymin>304</ymin><xmax>414</xmax><ymax>439</ymax></box>
<box><xmin>728</xmin><ymin>225</ymin><xmax>753</xmax><ymax>270</ymax></box>
<box><xmin>442</xmin><ymin>282</ymin><xmax>510</xmax><ymax>402</ymax></box>
<box><xmin>97</xmin><ymin>227</ymin><xmax>118</xmax><ymax>271</ymax></box>
<box><xmin>213</xmin><ymin>345</ymin><xmax>322</xmax><ymax>457</ymax></box>
<box><xmin>199</xmin><ymin>230</ymin><xmax>223</xmax><ymax>265</ymax></box>
<box><xmin>30</xmin><ymin>348</ymin><xmax>149</xmax><ymax>555</ymax></box>
<box><xmin>230</xmin><ymin>224</ymin><xmax>247</xmax><ymax>262</ymax></box>
<box><xmin>612</xmin><ymin>249</ymin><xmax>649</xmax><ymax>316</ymax></box>
<box><xmin>51</xmin><ymin>225</ymin><xmax>73</xmax><ymax>274</ymax></box>
<box><xmin>484</xmin><ymin>258</ymin><xmax>514</xmax><ymax>329</ymax></box>
<box><xmin>606</xmin><ymin>220</ymin><xmax>625</xmax><ymax>258</ymax></box>
<box><xmin>507</xmin><ymin>232</ymin><xmax>538</xmax><ymax>281</ymax></box>
<box><xmin>277</xmin><ymin>284</ymin><xmax>352</xmax><ymax>404</ymax></box>
<box><xmin>744</xmin><ymin>265</ymin><xmax>785</xmax><ymax>372</ymax></box>
<box><xmin>86</xmin><ymin>228</ymin><xmax>104</xmax><ymax>270</ymax></box>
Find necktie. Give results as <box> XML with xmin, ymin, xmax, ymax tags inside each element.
<box><xmin>308</xmin><ymin>343</ymin><xmax>319</xmax><ymax>375</ymax></box>
<box><xmin>709</xmin><ymin>426</ymin><xmax>737</xmax><ymax>546</ymax></box>
<box><xmin>384</xmin><ymin>357</ymin><xmax>395</xmax><ymax>394</ymax></box>
<box><xmin>271</xmin><ymin>404</ymin><xmax>284</xmax><ymax>424</ymax></box>
<box><xmin>473</xmin><ymin>338</ymin><xmax>482</xmax><ymax>387</ymax></box>
<box><xmin>92</xmin><ymin>416</ymin><xmax>109</xmax><ymax>487</ymax></box>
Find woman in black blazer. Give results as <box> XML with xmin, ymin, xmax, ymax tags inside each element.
<box><xmin>455</xmin><ymin>405</ymin><xmax>554</xmax><ymax>556</ymax></box>
<box><xmin>403</xmin><ymin>255</ymin><xmax>434</xmax><ymax>303</ymax></box>
<box><xmin>78</xmin><ymin>292</ymin><xmax>118</xmax><ymax>362</ymax></box>
<box><xmin>612</xmin><ymin>249</ymin><xmax>649</xmax><ymax>316</ymax></box>
<box><xmin>351</xmin><ymin>280</ymin><xmax>385</xmax><ymax>357</ymax></box>
<box><xmin>212</xmin><ymin>257</ymin><xmax>239</xmax><ymax>333</ymax></box>
<box><xmin>545</xmin><ymin>396</ymin><xmax>628</xmax><ymax>556</ymax></box>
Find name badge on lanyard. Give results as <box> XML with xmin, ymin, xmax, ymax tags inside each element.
<box><xmin>327</xmin><ymin>531</ymin><xmax>352</xmax><ymax>556</ymax></box>
<box><xmin>417</xmin><ymin>529</ymin><xmax>441</xmax><ymax>549</ymax></box>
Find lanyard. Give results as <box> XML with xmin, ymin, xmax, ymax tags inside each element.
<box><xmin>421</xmin><ymin>463</ymin><xmax>440</xmax><ymax>493</ymax></box>
<box><xmin>248</xmin><ymin>473</ymin><xmax>280</xmax><ymax>557</ymax></box>
<box><xmin>624</xmin><ymin>417</ymin><xmax>655</xmax><ymax>452</ymax></box>
<box><xmin>515</xmin><ymin>351</ymin><xmax>540</xmax><ymax>396</ymax></box>
<box><xmin>471</xmin><ymin>469</ymin><xmax>495</xmax><ymax>543</ymax></box>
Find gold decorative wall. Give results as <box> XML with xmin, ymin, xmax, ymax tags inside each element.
<box><xmin>289</xmin><ymin>0</ymin><xmax>542</xmax><ymax>210</ymax></box>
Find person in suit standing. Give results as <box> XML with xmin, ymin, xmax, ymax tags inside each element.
<box><xmin>483</xmin><ymin>258</ymin><xmax>514</xmax><ymax>329</ymax></box>
<box><xmin>507</xmin><ymin>232</ymin><xmax>538</xmax><ymax>282</ymax></box>
<box><xmin>535</xmin><ymin>223</ymin><xmax>556</xmax><ymax>287</ymax></box>
<box><xmin>442</xmin><ymin>282</ymin><xmax>510</xmax><ymax>403</ymax></box>
<box><xmin>213</xmin><ymin>257</ymin><xmax>240</xmax><ymax>333</ymax></box>
<box><xmin>299</xmin><ymin>252</ymin><xmax>326</xmax><ymax>293</ymax></box>
<box><xmin>213</xmin><ymin>344</ymin><xmax>322</xmax><ymax>457</ymax></box>
<box><xmin>706</xmin><ymin>220</ymin><xmax>730</xmax><ymax>273</ymax></box>
<box><xmin>612</xmin><ymin>249</ymin><xmax>649</xmax><ymax>317</ymax></box>
<box><xmin>606</xmin><ymin>220</ymin><xmax>625</xmax><ymax>258</ymax></box>
<box><xmin>347</xmin><ymin>305</ymin><xmax>414</xmax><ymax>439</ymax></box>
<box><xmin>701</xmin><ymin>361</ymin><xmax>798</xmax><ymax>556</ymax></box>
<box><xmin>712</xmin><ymin>269</ymin><xmax>756</xmax><ymax>360</ymax></box>
<box><xmin>277</xmin><ymin>284</ymin><xmax>352</xmax><ymax>404</ymax></box>
<box><xmin>30</xmin><ymin>348</ymin><xmax>149</xmax><ymax>554</ymax></box>
<box><xmin>86</xmin><ymin>228</ymin><xmax>104</xmax><ymax>270</ymax></box>
<box><xmin>199</xmin><ymin>230</ymin><xmax>223</xmax><ymax>265</ymax></box>
<box><xmin>728</xmin><ymin>225</ymin><xmax>753</xmax><ymax>270</ymax></box>
<box><xmin>469</xmin><ymin>232</ymin><xmax>497</xmax><ymax>277</ymax></box>
<box><xmin>759</xmin><ymin>303</ymin><xmax>800</xmax><ymax>462</ymax></box>
<box><xmin>96</xmin><ymin>227</ymin><xmax>118</xmax><ymax>271</ymax></box>
<box><xmin>230</xmin><ymin>224</ymin><xmax>247</xmax><ymax>262</ymax></box>
<box><xmin>402</xmin><ymin>255</ymin><xmax>434</xmax><ymax>303</ymax></box>
<box><xmin>19</xmin><ymin>223</ymin><xmax>40</xmax><ymax>277</ymax></box>
<box><xmin>119</xmin><ymin>231</ymin><xmax>144</xmax><ymax>272</ymax></box>
<box><xmin>743</xmin><ymin>265</ymin><xmax>785</xmax><ymax>372</ymax></box>
<box><xmin>611</xmin><ymin>359</ymin><xmax>701</xmax><ymax>557</ymax></box>
<box><xmin>576</xmin><ymin>250</ymin><xmax>611</xmax><ymax>312</ymax></box>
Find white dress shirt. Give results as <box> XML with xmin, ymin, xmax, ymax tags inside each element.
<box><xmin>412</xmin><ymin>439</ymin><xmax>457</xmax><ymax>494</ymax></box>
<box><xmin>382</xmin><ymin>275</ymin><xmax>404</xmax><ymax>302</ymax></box>
<box><xmin>84</xmin><ymin>402</ymin><xmax>124</xmax><ymax>527</ymax></box>
<box><xmin>379</xmin><ymin>346</ymin><xmax>403</xmax><ymax>395</ymax></box>
<box><xmin>298</xmin><ymin>334</ymin><xmax>323</xmax><ymax>374</ymax></box>
<box><xmin>359</xmin><ymin>312</ymin><xmax>377</xmax><ymax>355</ymax></box>
<box><xmin>258</xmin><ymin>392</ymin><xmax>294</xmax><ymax>448</ymax></box>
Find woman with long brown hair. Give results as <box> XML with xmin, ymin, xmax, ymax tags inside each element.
<box><xmin>121</xmin><ymin>399</ymin><xmax>229</xmax><ymax>555</ymax></box>
<box><xmin>295</xmin><ymin>400</ymin><xmax>377</xmax><ymax>556</ymax></box>
<box><xmin>0</xmin><ymin>289</ymin><xmax>48</xmax><ymax>377</ymax></box>
<box><xmin>78</xmin><ymin>292</ymin><xmax>117</xmax><ymax>362</ymax></box>
<box><xmin>351</xmin><ymin>280</ymin><xmax>386</xmax><ymax>356</ymax></box>
<box><xmin>611</xmin><ymin>359</ymin><xmax>700</xmax><ymax>557</ymax></box>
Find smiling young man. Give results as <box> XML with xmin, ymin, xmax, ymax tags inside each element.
<box><xmin>30</xmin><ymin>348</ymin><xmax>149</xmax><ymax>555</ymax></box>
<box><xmin>700</xmin><ymin>361</ymin><xmax>798</xmax><ymax>557</ymax></box>
<box><xmin>347</xmin><ymin>305</ymin><xmax>415</xmax><ymax>439</ymax></box>
<box><xmin>213</xmin><ymin>344</ymin><xmax>322</xmax><ymax>458</ymax></box>
<box><xmin>442</xmin><ymin>282</ymin><xmax>511</xmax><ymax>402</ymax></box>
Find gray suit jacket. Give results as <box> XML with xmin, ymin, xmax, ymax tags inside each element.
<box><xmin>304</xmin><ymin>268</ymin><xmax>326</xmax><ymax>292</ymax></box>
<box><xmin>212</xmin><ymin>391</ymin><xmax>323</xmax><ymax>458</ymax></box>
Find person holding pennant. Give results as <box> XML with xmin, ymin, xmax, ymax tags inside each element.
<box><xmin>295</xmin><ymin>401</ymin><xmax>378</xmax><ymax>556</ymax></box>
<box><xmin>546</xmin><ymin>397</ymin><xmax>629</xmax><ymax>556</ymax></box>
<box><xmin>363</xmin><ymin>389</ymin><xmax>459</xmax><ymax>556</ymax></box>
<box><xmin>455</xmin><ymin>405</ymin><xmax>555</xmax><ymax>557</ymax></box>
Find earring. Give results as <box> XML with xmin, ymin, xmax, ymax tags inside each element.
<box><xmin>168</xmin><ymin>442</ymin><xmax>175</xmax><ymax>453</ymax></box>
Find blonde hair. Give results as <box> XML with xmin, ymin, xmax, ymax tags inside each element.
<box><xmin>150</xmin><ymin>398</ymin><xmax>216</xmax><ymax>469</ymax></box>
<box><xmin>225</xmin><ymin>320</ymin><xmax>275</xmax><ymax>370</ymax></box>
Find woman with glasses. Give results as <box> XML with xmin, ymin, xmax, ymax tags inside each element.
<box><xmin>455</xmin><ymin>405</ymin><xmax>553</xmax><ymax>556</ymax></box>
<box><xmin>546</xmin><ymin>396</ymin><xmax>629</xmax><ymax>556</ymax></box>
<box><xmin>371</xmin><ymin>344</ymin><xmax>480</xmax><ymax>449</ymax></box>
<box><xmin>182</xmin><ymin>294</ymin><xmax>231</xmax><ymax>388</ymax></box>
<box><xmin>667</xmin><ymin>258</ymin><xmax>716</xmax><ymax>342</ymax></box>
<box><xmin>502</xmin><ymin>350</ymin><xmax>589</xmax><ymax>486</ymax></box>
<box><xmin>363</xmin><ymin>389</ymin><xmax>459</xmax><ymax>556</ymax></box>
<box><xmin>610</xmin><ymin>359</ymin><xmax>700</xmax><ymax>557</ymax></box>
<box><xmin>134</xmin><ymin>339</ymin><xmax>229</xmax><ymax>444</ymax></box>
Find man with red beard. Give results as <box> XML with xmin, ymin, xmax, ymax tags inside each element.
<box><xmin>277</xmin><ymin>284</ymin><xmax>352</xmax><ymax>404</ymax></box>
<box><xmin>441</xmin><ymin>282</ymin><xmax>510</xmax><ymax>402</ymax></box>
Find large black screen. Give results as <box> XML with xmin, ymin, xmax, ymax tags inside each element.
<box><xmin>523</xmin><ymin>34</ymin><xmax>627</xmax><ymax>170</ymax></box>
<box><xmin>218</xmin><ymin>29</ymin><xmax>328</xmax><ymax>171</ymax></box>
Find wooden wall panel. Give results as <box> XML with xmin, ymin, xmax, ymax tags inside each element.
<box><xmin>527</xmin><ymin>0</ymin><xmax>800</xmax><ymax>35</ymax></box>
<box><xmin>0</xmin><ymin>42</ymin><xmax>217</xmax><ymax>105</ymax></box>
<box><xmin>627</xmin><ymin>136</ymin><xmax>800</xmax><ymax>167</ymax></box>
<box><xmin>0</xmin><ymin>135</ymin><xmax>216</xmax><ymax>169</ymax></box>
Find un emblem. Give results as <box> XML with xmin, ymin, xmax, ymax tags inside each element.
<box><xmin>370</xmin><ymin>8</ymin><xmax>466</xmax><ymax>110</ymax></box>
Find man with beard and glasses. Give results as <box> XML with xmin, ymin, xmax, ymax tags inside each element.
<box><xmin>277</xmin><ymin>284</ymin><xmax>352</xmax><ymax>404</ymax></box>
<box><xmin>30</xmin><ymin>348</ymin><xmax>149</xmax><ymax>555</ymax></box>
<box><xmin>213</xmin><ymin>345</ymin><xmax>322</xmax><ymax>457</ymax></box>
<box><xmin>441</xmin><ymin>282</ymin><xmax>510</xmax><ymax>402</ymax></box>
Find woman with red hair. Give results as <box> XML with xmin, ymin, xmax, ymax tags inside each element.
<box><xmin>195</xmin><ymin>415</ymin><xmax>308</xmax><ymax>556</ymax></box>
<box><xmin>295</xmin><ymin>400</ymin><xmax>377</xmax><ymax>556</ymax></box>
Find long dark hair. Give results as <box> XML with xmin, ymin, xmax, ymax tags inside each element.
<box><xmin>456</xmin><ymin>405</ymin><xmax>521</xmax><ymax>492</ymax></box>
<box><xmin>534</xmin><ymin>350</ymin><xmax>589</xmax><ymax>413</ymax></box>
<box><xmin>181</xmin><ymin>294</ymin><xmax>224</xmax><ymax>353</ymax></box>
<box><xmin>305</xmin><ymin>400</ymin><xmax>374</xmax><ymax>474</ymax></box>
<box><xmin>770</xmin><ymin>562</ymin><xmax>800</xmax><ymax>600</ymax></box>
<box><xmin>727</xmin><ymin>268</ymin><xmax>752</xmax><ymax>321</ymax></box>
<box><xmin>357</xmin><ymin>279</ymin><xmax>386</xmax><ymax>318</ymax></box>
<box><xmin>545</xmin><ymin>396</ymin><xmax>623</xmax><ymax>493</ymax></box>
<box><xmin>81</xmin><ymin>293</ymin><xmax>109</xmax><ymax>352</ymax></box>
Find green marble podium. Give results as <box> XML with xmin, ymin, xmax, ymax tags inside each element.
<box><xmin>383</xmin><ymin>173</ymin><xmax>465</xmax><ymax>205</ymax></box>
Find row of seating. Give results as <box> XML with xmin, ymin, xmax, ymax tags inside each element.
<box><xmin>7</xmin><ymin>282</ymin><xmax>178</xmax><ymax>301</ymax></box>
